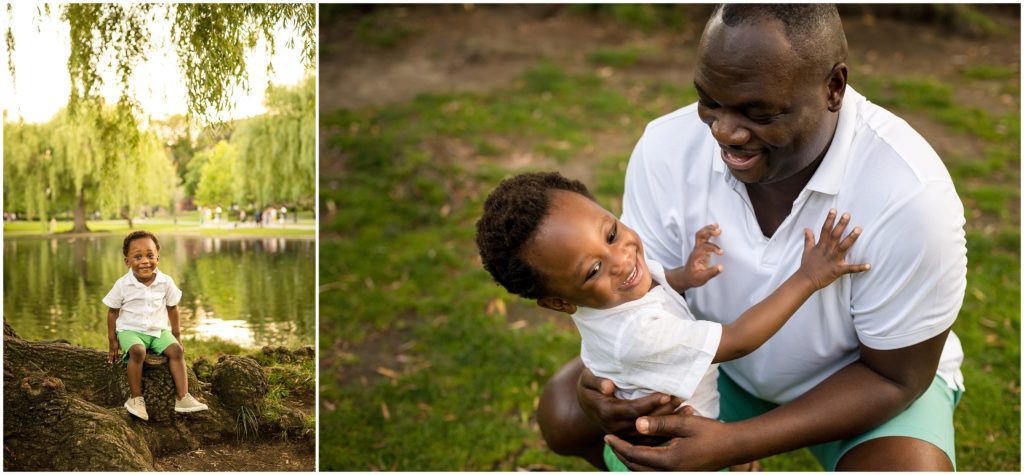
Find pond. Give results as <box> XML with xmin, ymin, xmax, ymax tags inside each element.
<box><xmin>3</xmin><ymin>234</ymin><xmax>315</xmax><ymax>349</ymax></box>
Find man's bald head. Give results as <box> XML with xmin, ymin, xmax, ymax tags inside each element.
<box><xmin>702</xmin><ymin>4</ymin><xmax>847</xmax><ymax>77</ymax></box>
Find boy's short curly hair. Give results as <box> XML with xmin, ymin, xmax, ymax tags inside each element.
<box><xmin>122</xmin><ymin>230</ymin><xmax>161</xmax><ymax>257</ymax></box>
<box><xmin>476</xmin><ymin>172</ymin><xmax>596</xmax><ymax>299</ymax></box>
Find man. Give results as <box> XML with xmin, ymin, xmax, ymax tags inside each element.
<box><xmin>536</xmin><ymin>5</ymin><xmax>967</xmax><ymax>471</ymax></box>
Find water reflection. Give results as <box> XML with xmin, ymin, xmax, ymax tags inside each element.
<box><xmin>4</xmin><ymin>234</ymin><xmax>315</xmax><ymax>349</ymax></box>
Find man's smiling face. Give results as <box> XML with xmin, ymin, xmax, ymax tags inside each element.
<box><xmin>694</xmin><ymin>15</ymin><xmax>838</xmax><ymax>185</ymax></box>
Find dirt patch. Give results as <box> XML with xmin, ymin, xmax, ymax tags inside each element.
<box><xmin>321</xmin><ymin>5</ymin><xmax>1019</xmax><ymax>117</ymax></box>
<box><xmin>155</xmin><ymin>438</ymin><xmax>314</xmax><ymax>471</ymax></box>
<box><xmin>321</xmin><ymin>314</ymin><xmax>421</xmax><ymax>388</ymax></box>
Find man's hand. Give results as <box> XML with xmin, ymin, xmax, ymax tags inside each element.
<box><xmin>666</xmin><ymin>224</ymin><xmax>724</xmax><ymax>293</ymax></box>
<box><xmin>576</xmin><ymin>368</ymin><xmax>683</xmax><ymax>443</ymax></box>
<box><xmin>604</xmin><ymin>409</ymin><xmax>740</xmax><ymax>471</ymax></box>
<box><xmin>107</xmin><ymin>338</ymin><xmax>121</xmax><ymax>364</ymax></box>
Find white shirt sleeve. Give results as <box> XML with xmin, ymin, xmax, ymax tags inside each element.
<box><xmin>165</xmin><ymin>276</ymin><xmax>183</xmax><ymax>307</ymax></box>
<box><xmin>621</xmin><ymin>134</ymin><xmax>686</xmax><ymax>268</ymax></box>
<box><xmin>616</xmin><ymin>310</ymin><xmax>722</xmax><ymax>401</ymax></box>
<box><xmin>102</xmin><ymin>281</ymin><xmax>123</xmax><ymax>309</ymax></box>
<box><xmin>851</xmin><ymin>180</ymin><xmax>967</xmax><ymax>349</ymax></box>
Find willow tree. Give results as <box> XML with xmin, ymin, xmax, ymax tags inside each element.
<box><xmin>4</xmin><ymin>3</ymin><xmax>316</xmax><ymax>230</ymax></box>
<box><xmin>193</xmin><ymin>140</ymin><xmax>241</xmax><ymax>209</ymax></box>
<box><xmin>233</xmin><ymin>75</ymin><xmax>315</xmax><ymax>212</ymax></box>
<box><xmin>3</xmin><ymin>104</ymin><xmax>176</xmax><ymax>232</ymax></box>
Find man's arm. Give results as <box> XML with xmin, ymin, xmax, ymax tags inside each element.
<box><xmin>605</xmin><ymin>328</ymin><xmax>950</xmax><ymax>470</ymax></box>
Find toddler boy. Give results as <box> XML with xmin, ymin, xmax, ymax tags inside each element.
<box><xmin>476</xmin><ymin>172</ymin><xmax>869</xmax><ymax>421</ymax></box>
<box><xmin>104</xmin><ymin>230</ymin><xmax>209</xmax><ymax>420</ymax></box>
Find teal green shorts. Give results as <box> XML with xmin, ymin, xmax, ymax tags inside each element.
<box><xmin>603</xmin><ymin>372</ymin><xmax>961</xmax><ymax>471</ymax></box>
<box><xmin>116</xmin><ymin>329</ymin><xmax>179</xmax><ymax>362</ymax></box>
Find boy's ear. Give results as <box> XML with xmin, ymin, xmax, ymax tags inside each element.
<box><xmin>537</xmin><ymin>297</ymin><xmax>576</xmax><ymax>315</ymax></box>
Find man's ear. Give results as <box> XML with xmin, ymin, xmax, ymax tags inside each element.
<box><xmin>826</xmin><ymin>62</ymin><xmax>848</xmax><ymax>112</ymax></box>
<box><xmin>538</xmin><ymin>297</ymin><xmax>577</xmax><ymax>315</ymax></box>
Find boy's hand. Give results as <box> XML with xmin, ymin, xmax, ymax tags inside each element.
<box><xmin>669</xmin><ymin>224</ymin><xmax>724</xmax><ymax>292</ymax></box>
<box><xmin>798</xmin><ymin>209</ymin><xmax>871</xmax><ymax>289</ymax></box>
<box><xmin>107</xmin><ymin>338</ymin><xmax>121</xmax><ymax>364</ymax></box>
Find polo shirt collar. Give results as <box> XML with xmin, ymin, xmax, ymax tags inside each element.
<box><xmin>711</xmin><ymin>85</ymin><xmax>862</xmax><ymax>197</ymax></box>
<box><xmin>127</xmin><ymin>268</ymin><xmax>164</xmax><ymax>288</ymax></box>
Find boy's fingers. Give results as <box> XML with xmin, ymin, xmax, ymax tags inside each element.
<box><xmin>831</xmin><ymin>213</ymin><xmax>851</xmax><ymax>241</ymax></box>
<box><xmin>804</xmin><ymin>228</ymin><xmax>814</xmax><ymax>250</ymax></box>
<box><xmin>819</xmin><ymin>208</ymin><xmax>837</xmax><ymax>239</ymax></box>
<box><xmin>845</xmin><ymin>263</ymin><xmax>872</xmax><ymax>274</ymax></box>
<box><xmin>838</xmin><ymin>226</ymin><xmax>862</xmax><ymax>252</ymax></box>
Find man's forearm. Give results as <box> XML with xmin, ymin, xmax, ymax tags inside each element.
<box><xmin>727</xmin><ymin>362</ymin><xmax>911</xmax><ymax>462</ymax></box>
<box><xmin>724</xmin><ymin>329</ymin><xmax>948</xmax><ymax>464</ymax></box>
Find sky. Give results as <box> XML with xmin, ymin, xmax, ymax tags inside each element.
<box><xmin>0</xmin><ymin>4</ymin><xmax>311</xmax><ymax>124</ymax></box>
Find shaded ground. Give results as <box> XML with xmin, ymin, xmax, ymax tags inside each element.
<box><xmin>156</xmin><ymin>439</ymin><xmax>314</xmax><ymax>471</ymax></box>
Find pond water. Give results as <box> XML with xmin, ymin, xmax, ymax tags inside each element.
<box><xmin>3</xmin><ymin>234</ymin><xmax>315</xmax><ymax>349</ymax></box>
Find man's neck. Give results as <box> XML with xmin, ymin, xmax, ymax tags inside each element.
<box><xmin>745</xmin><ymin>152</ymin><xmax>826</xmax><ymax>237</ymax></box>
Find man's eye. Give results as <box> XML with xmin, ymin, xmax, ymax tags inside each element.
<box><xmin>750</xmin><ymin>114</ymin><xmax>779</xmax><ymax>124</ymax></box>
<box><xmin>698</xmin><ymin>98</ymin><xmax>719</xmax><ymax>109</ymax></box>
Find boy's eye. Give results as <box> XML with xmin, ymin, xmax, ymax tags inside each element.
<box><xmin>586</xmin><ymin>262</ymin><xmax>601</xmax><ymax>281</ymax></box>
<box><xmin>607</xmin><ymin>223</ymin><xmax>618</xmax><ymax>244</ymax></box>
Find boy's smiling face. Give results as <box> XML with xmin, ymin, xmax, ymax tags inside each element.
<box><xmin>125</xmin><ymin>237</ymin><xmax>160</xmax><ymax>285</ymax></box>
<box><xmin>524</xmin><ymin>190</ymin><xmax>654</xmax><ymax>314</ymax></box>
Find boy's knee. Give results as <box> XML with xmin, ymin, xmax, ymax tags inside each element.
<box><xmin>163</xmin><ymin>343</ymin><xmax>184</xmax><ymax>359</ymax></box>
<box><xmin>128</xmin><ymin>345</ymin><xmax>146</xmax><ymax>361</ymax></box>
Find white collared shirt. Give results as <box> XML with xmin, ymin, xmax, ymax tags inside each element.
<box><xmin>621</xmin><ymin>86</ymin><xmax>967</xmax><ymax>404</ymax></box>
<box><xmin>572</xmin><ymin>260</ymin><xmax>722</xmax><ymax>418</ymax></box>
<box><xmin>102</xmin><ymin>269</ymin><xmax>183</xmax><ymax>337</ymax></box>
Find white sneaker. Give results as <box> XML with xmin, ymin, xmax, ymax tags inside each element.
<box><xmin>124</xmin><ymin>396</ymin><xmax>149</xmax><ymax>420</ymax></box>
<box><xmin>175</xmin><ymin>393</ymin><xmax>209</xmax><ymax>413</ymax></box>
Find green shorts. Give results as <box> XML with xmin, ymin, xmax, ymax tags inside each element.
<box><xmin>603</xmin><ymin>371</ymin><xmax>961</xmax><ymax>471</ymax></box>
<box><xmin>116</xmin><ymin>329</ymin><xmax>179</xmax><ymax>362</ymax></box>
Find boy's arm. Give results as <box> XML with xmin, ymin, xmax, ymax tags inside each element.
<box><xmin>714</xmin><ymin>210</ymin><xmax>870</xmax><ymax>363</ymax></box>
<box><xmin>107</xmin><ymin>307</ymin><xmax>120</xmax><ymax>363</ymax></box>
<box><xmin>168</xmin><ymin>306</ymin><xmax>181</xmax><ymax>342</ymax></box>
<box><xmin>665</xmin><ymin>224</ymin><xmax>724</xmax><ymax>294</ymax></box>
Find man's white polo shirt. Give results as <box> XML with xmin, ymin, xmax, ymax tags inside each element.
<box><xmin>621</xmin><ymin>86</ymin><xmax>967</xmax><ymax>404</ymax></box>
<box><xmin>102</xmin><ymin>269</ymin><xmax>183</xmax><ymax>337</ymax></box>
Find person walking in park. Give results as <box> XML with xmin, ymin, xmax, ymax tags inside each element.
<box><xmin>536</xmin><ymin>4</ymin><xmax>967</xmax><ymax>471</ymax></box>
<box><xmin>104</xmin><ymin>230</ymin><xmax>209</xmax><ymax>421</ymax></box>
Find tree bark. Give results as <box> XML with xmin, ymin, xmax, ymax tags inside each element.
<box><xmin>121</xmin><ymin>205</ymin><xmax>134</xmax><ymax>229</ymax></box>
<box><xmin>71</xmin><ymin>188</ymin><xmax>91</xmax><ymax>233</ymax></box>
<box><xmin>2</xmin><ymin>321</ymin><xmax>278</xmax><ymax>471</ymax></box>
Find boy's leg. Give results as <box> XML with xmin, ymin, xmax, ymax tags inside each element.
<box><xmin>125</xmin><ymin>344</ymin><xmax>147</xmax><ymax>397</ymax></box>
<box><xmin>153</xmin><ymin>330</ymin><xmax>187</xmax><ymax>399</ymax></box>
<box><xmin>117</xmin><ymin>330</ymin><xmax>151</xmax><ymax>398</ymax></box>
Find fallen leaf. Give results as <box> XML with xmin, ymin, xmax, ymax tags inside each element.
<box><xmin>509</xmin><ymin>320</ymin><xmax>528</xmax><ymax>330</ymax></box>
<box><xmin>381</xmin><ymin>402</ymin><xmax>391</xmax><ymax>421</ymax></box>
<box><xmin>376</xmin><ymin>367</ymin><xmax>399</xmax><ymax>379</ymax></box>
<box><xmin>486</xmin><ymin>298</ymin><xmax>507</xmax><ymax>316</ymax></box>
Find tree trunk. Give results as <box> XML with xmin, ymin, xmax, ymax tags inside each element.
<box><xmin>71</xmin><ymin>188</ymin><xmax>91</xmax><ymax>233</ymax></box>
<box><xmin>2</xmin><ymin>322</ymin><xmax>272</xmax><ymax>471</ymax></box>
<box><xmin>121</xmin><ymin>205</ymin><xmax>134</xmax><ymax>229</ymax></box>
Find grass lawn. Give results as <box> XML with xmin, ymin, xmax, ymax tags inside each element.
<box><xmin>318</xmin><ymin>59</ymin><xmax>1019</xmax><ymax>472</ymax></box>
